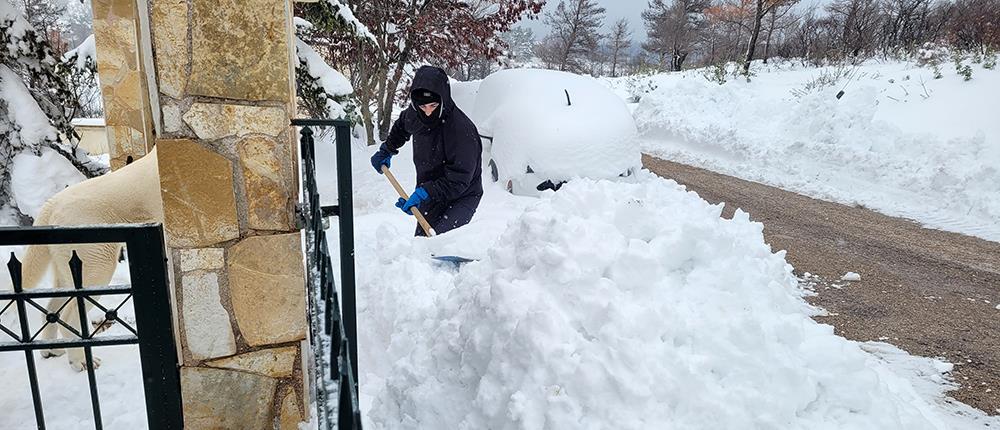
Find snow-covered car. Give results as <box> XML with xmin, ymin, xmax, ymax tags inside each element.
<box><xmin>467</xmin><ymin>69</ymin><xmax>640</xmax><ymax>195</ymax></box>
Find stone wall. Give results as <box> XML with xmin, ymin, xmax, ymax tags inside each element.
<box><xmin>146</xmin><ymin>0</ymin><xmax>307</xmax><ymax>428</ymax></box>
<box><xmin>91</xmin><ymin>0</ymin><xmax>156</xmax><ymax>170</ymax></box>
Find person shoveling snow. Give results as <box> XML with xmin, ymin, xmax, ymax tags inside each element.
<box><xmin>371</xmin><ymin>65</ymin><xmax>483</xmax><ymax>236</ymax></box>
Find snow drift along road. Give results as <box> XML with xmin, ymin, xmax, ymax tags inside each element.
<box><xmin>621</xmin><ymin>60</ymin><xmax>1000</xmax><ymax>242</ymax></box>
<box><xmin>359</xmin><ymin>171</ymin><xmax>985</xmax><ymax>429</ymax></box>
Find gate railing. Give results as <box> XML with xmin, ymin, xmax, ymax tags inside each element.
<box><xmin>293</xmin><ymin>119</ymin><xmax>362</xmax><ymax>429</ymax></box>
<box><xmin>0</xmin><ymin>224</ymin><xmax>182</xmax><ymax>430</ymax></box>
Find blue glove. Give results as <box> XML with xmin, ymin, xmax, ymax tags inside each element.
<box><xmin>395</xmin><ymin>187</ymin><xmax>429</xmax><ymax>215</ymax></box>
<box><xmin>371</xmin><ymin>145</ymin><xmax>393</xmax><ymax>174</ymax></box>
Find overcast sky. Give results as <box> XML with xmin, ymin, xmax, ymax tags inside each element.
<box><xmin>520</xmin><ymin>0</ymin><xmax>649</xmax><ymax>43</ymax></box>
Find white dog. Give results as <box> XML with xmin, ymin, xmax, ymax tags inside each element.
<box><xmin>19</xmin><ymin>149</ymin><xmax>163</xmax><ymax>371</ymax></box>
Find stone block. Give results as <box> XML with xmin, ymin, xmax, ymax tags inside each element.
<box><xmin>162</xmin><ymin>103</ymin><xmax>184</xmax><ymax>134</ymax></box>
<box><xmin>157</xmin><ymin>139</ymin><xmax>240</xmax><ymax>248</ymax></box>
<box><xmin>150</xmin><ymin>0</ymin><xmax>189</xmax><ymax>99</ymax></box>
<box><xmin>227</xmin><ymin>233</ymin><xmax>306</xmax><ymax>346</ymax></box>
<box><xmin>179</xmin><ymin>248</ymin><xmax>225</xmax><ymax>272</ymax></box>
<box><xmin>182</xmin><ymin>103</ymin><xmax>287</xmax><ymax>141</ymax></box>
<box><xmin>180</xmin><ymin>271</ymin><xmax>236</xmax><ymax>361</ymax></box>
<box><xmin>279</xmin><ymin>388</ymin><xmax>304</xmax><ymax>430</ymax></box>
<box><xmin>238</xmin><ymin>136</ymin><xmax>294</xmax><ymax>231</ymax></box>
<box><xmin>205</xmin><ymin>345</ymin><xmax>298</xmax><ymax>378</ymax></box>
<box><xmin>181</xmin><ymin>367</ymin><xmax>277</xmax><ymax>430</ymax></box>
<box><xmin>189</xmin><ymin>0</ymin><xmax>292</xmax><ymax>101</ymax></box>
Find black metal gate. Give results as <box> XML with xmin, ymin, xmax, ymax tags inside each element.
<box><xmin>293</xmin><ymin>119</ymin><xmax>363</xmax><ymax>429</ymax></box>
<box><xmin>0</xmin><ymin>224</ymin><xmax>182</xmax><ymax>429</ymax></box>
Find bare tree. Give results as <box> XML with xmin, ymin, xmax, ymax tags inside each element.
<box><xmin>742</xmin><ymin>0</ymin><xmax>800</xmax><ymax>72</ymax></box>
<box><xmin>762</xmin><ymin>1</ymin><xmax>796</xmax><ymax>63</ymax></box>
<box><xmin>538</xmin><ymin>0</ymin><xmax>607</xmax><ymax>73</ymax></box>
<box><xmin>827</xmin><ymin>0</ymin><xmax>881</xmax><ymax>58</ymax></box>
<box><xmin>607</xmin><ymin>18</ymin><xmax>632</xmax><ymax>77</ymax></box>
<box><xmin>643</xmin><ymin>0</ymin><xmax>710</xmax><ymax>71</ymax></box>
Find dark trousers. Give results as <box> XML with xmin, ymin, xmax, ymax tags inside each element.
<box><xmin>415</xmin><ymin>194</ymin><xmax>481</xmax><ymax>237</ymax></box>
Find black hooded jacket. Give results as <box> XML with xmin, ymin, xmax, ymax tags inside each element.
<box><xmin>382</xmin><ymin>66</ymin><xmax>483</xmax><ymax>204</ymax></box>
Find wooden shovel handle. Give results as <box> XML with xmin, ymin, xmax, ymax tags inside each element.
<box><xmin>381</xmin><ymin>165</ymin><xmax>437</xmax><ymax>237</ymax></box>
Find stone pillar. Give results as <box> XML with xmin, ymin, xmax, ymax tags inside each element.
<box><xmin>90</xmin><ymin>0</ymin><xmax>156</xmax><ymax>170</ymax></box>
<box><xmin>147</xmin><ymin>0</ymin><xmax>307</xmax><ymax>428</ymax></box>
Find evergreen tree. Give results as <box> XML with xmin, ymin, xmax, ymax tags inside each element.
<box><xmin>1</xmin><ymin>0</ymin><xmax>105</xmax><ymax>224</ymax></box>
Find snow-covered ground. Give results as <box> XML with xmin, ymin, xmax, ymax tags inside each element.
<box><xmin>314</xmin><ymin>128</ymin><xmax>1000</xmax><ymax>428</ymax></box>
<box><xmin>607</xmin><ymin>59</ymin><xmax>1000</xmax><ymax>243</ymax></box>
<box><xmin>0</xmin><ymin>258</ymin><xmax>147</xmax><ymax>429</ymax></box>
<box><xmin>3</xmin><ymin>60</ymin><xmax>998</xmax><ymax>428</ymax></box>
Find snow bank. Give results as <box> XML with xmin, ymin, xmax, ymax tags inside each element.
<box><xmin>471</xmin><ymin>69</ymin><xmax>640</xmax><ymax>181</ymax></box>
<box><xmin>359</xmin><ymin>172</ymin><xmax>987</xmax><ymax>429</ymax></box>
<box><xmin>624</xmin><ymin>60</ymin><xmax>1000</xmax><ymax>242</ymax></box>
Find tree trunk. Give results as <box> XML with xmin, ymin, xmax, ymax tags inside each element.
<box><xmin>611</xmin><ymin>49</ymin><xmax>619</xmax><ymax>77</ymax></box>
<box><xmin>671</xmin><ymin>52</ymin><xmax>687</xmax><ymax>71</ymax></box>
<box><xmin>378</xmin><ymin>52</ymin><xmax>409</xmax><ymax>142</ymax></box>
<box><xmin>763</xmin><ymin>9</ymin><xmax>777</xmax><ymax>64</ymax></box>
<box><xmin>743</xmin><ymin>2</ymin><xmax>765</xmax><ymax>73</ymax></box>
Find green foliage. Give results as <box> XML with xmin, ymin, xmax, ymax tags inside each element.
<box><xmin>953</xmin><ymin>54</ymin><xmax>973</xmax><ymax>81</ymax></box>
<box><xmin>702</xmin><ymin>62</ymin><xmax>728</xmax><ymax>85</ymax></box>
<box><xmin>983</xmin><ymin>51</ymin><xmax>997</xmax><ymax>70</ymax></box>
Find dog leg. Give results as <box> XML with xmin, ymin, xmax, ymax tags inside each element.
<box><xmin>39</xmin><ymin>297</ymin><xmax>67</xmax><ymax>359</ymax></box>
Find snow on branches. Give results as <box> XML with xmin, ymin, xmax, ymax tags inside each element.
<box><xmin>1</xmin><ymin>1</ymin><xmax>106</xmax><ymax>223</ymax></box>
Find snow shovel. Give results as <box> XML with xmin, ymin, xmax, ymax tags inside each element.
<box><xmin>381</xmin><ymin>165</ymin><xmax>437</xmax><ymax>237</ymax></box>
<box><xmin>380</xmin><ymin>166</ymin><xmax>478</xmax><ymax>266</ymax></box>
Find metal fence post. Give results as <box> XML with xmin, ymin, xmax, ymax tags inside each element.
<box><xmin>334</xmin><ymin>123</ymin><xmax>358</xmax><ymax>387</ymax></box>
<box><xmin>127</xmin><ymin>226</ymin><xmax>184</xmax><ymax>429</ymax></box>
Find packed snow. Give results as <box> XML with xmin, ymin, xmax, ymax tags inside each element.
<box><xmin>311</xmin><ymin>129</ymin><xmax>1000</xmax><ymax>429</ymax></box>
<box><xmin>611</xmin><ymin>59</ymin><xmax>1000</xmax><ymax>243</ymax></box>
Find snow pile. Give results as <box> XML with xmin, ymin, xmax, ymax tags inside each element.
<box><xmin>622</xmin><ymin>60</ymin><xmax>1000</xmax><ymax>242</ymax></box>
<box><xmin>471</xmin><ymin>69</ymin><xmax>640</xmax><ymax>181</ymax></box>
<box><xmin>361</xmin><ymin>173</ymin><xmax>981</xmax><ymax>429</ymax></box>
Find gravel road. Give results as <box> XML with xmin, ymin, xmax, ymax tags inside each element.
<box><xmin>644</xmin><ymin>154</ymin><xmax>1000</xmax><ymax>415</ymax></box>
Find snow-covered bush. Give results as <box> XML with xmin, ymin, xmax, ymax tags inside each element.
<box><xmin>294</xmin><ymin>35</ymin><xmax>355</xmax><ymax>121</ymax></box>
<box><xmin>917</xmin><ymin>43</ymin><xmax>950</xmax><ymax>68</ymax></box>
<box><xmin>63</xmin><ymin>34</ymin><xmax>102</xmax><ymax>118</ymax></box>
<box><xmin>701</xmin><ymin>62</ymin><xmax>728</xmax><ymax>85</ymax></box>
<box><xmin>949</xmin><ymin>54</ymin><xmax>974</xmax><ymax>81</ymax></box>
<box><xmin>1</xmin><ymin>1</ymin><xmax>105</xmax><ymax>224</ymax></box>
<box><xmin>983</xmin><ymin>51</ymin><xmax>997</xmax><ymax>69</ymax></box>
